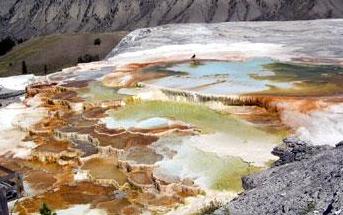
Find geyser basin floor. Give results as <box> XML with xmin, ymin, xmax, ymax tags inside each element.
<box><xmin>144</xmin><ymin>59</ymin><xmax>343</xmax><ymax>96</ymax></box>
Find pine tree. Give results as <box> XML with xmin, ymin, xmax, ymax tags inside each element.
<box><xmin>44</xmin><ymin>64</ymin><xmax>48</xmax><ymax>75</ymax></box>
<box><xmin>22</xmin><ymin>61</ymin><xmax>28</xmax><ymax>74</ymax></box>
<box><xmin>94</xmin><ymin>38</ymin><xmax>101</xmax><ymax>46</ymax></box>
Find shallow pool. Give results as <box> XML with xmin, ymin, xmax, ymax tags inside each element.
<box><xmin>77</xmin><ymin>81</ymin><xmax>127</xmax><ymax>102</ymax></box>
<box><xmin>144</xmin><ymin>58</ymin><xmax>343</xmax><ymax>96</ymax></box>
<box><xmin>106</xmin><ymin>100</ymin><xmax>285</xmax><ymax>167</ymax></box>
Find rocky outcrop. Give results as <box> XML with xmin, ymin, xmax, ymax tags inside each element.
<box><xmin>1</xmin><ymin>0</ymin><xmax>343</xmax><ymax>40</ymax></box>
<box><xmin>0</xmin><ymin>88</ymin><xmax>25</xmax><ymax>99</ymax></box>
<box><xmin>212</xmin><ymin>139</ymin><xmax>343</xmax><ymax>215</ymax></box>
<box><xmin>0</xmin><ymin>87</ymin><xmax>24</xmax><ymax>107</ymax></box>
<box><xmin>271</xmin><ymin>137</ymin><xmax>332</xmax><ymax>166</ymax></box>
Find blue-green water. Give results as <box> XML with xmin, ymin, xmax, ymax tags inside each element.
<box><xmin>77</xmin><ymin>81</ymin><xmax>127</xmax><ymax>101</ymax></box>
<box><xmin>145</xmin><ymin>58</ymin><xmax>292</xmax><ymax>95</ymax></box>
<box><xmin>145</xmin><ymin>58</ymin><xmax>343</xmax><ymax>96</ymax></box>
<box><xmin>169</xmin><ymin>58</ymin><xmax>273</xmax><ymax>77</ymax></box>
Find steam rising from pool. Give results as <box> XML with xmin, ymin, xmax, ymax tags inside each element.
<box><xmin>280</xmin><ymin>103</ymin><xmax>343</xmax><ymax>146</ymax></box>
<box><xmin>152</xmin><ymin>136</ymin><xmax>261</xmax><ymax>191</ymax></box>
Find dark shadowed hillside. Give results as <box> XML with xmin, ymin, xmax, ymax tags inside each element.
<box><xmin>1</xmin><ymin>0</ymin><xmax>343</xmax><ymax>40</ymax></box>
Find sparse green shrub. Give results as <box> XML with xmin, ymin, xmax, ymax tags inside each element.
<box><xmin>135</xmin><ymin>82</ymin><xmax>144</xmax><ymax>88</ymax></box>
<box><xmin>300</xmin><ymin>201</ymin><xmax>316</xmax><ymax>215</ymax></box>
<box><xmin>39</xmin><ymin>203</ymin><xmax>57</xmax><ymax>215</ymax></box>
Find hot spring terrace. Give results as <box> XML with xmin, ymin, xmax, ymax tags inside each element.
<box><xmin>1</xmin><ymin>19</ymin><xmax>343</xmax><ymax>214</ymax></box>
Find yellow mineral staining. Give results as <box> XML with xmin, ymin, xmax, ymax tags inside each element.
<box><xmin>96</xmin><ymin>199</ymin><xmax>134</xmax><ymax>215</ymax></box>
<box><xmin>24</xmin><ymin>170</ymin><xmax>57</xmax><ymax>194</ymax></box>
<box><xmin>15</xmin><ymin>182</ymin><xmax>117</xmax><ymax>214</ymax></box>
<box><xmin>81</xmin><ymin>156</ymin><xmax>127</xmax><ymax>186</ymax></box>
<box><xmin>25</xmin><ymin>82</ymin><xmax>59</xmax><ymax>98</ymax></box>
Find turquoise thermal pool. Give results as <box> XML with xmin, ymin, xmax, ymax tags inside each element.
<box><xmin>144</xmin><ymin>58</ymin><xmax>343</xmax><ymax>96</ymax></box>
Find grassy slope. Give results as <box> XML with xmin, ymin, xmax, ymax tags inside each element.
<box><xmin>0</xmin><ymin>32</ymin><xmax>127</xmax><ymax>77</ymax></box>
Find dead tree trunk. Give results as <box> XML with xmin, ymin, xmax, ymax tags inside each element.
<box><xmin>0</xmin><ymin>188</ymin><xmax>9</xmax><ymax>215</ymax></box>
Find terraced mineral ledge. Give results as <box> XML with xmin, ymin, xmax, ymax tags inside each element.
<box><xmin>0</xmin><ymin>19</ymin><xmax>343</xmax><ymax>214</ymax></box>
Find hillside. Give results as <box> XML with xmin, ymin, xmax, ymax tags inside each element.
<box><xmin>1</xmin><ymin>0</ymin><xmax>343</xmax><ymax>40</ymax></box>
<box><xmin>0</xmin><ymin>32</ymin><xmax>127</xmax><ymax>77</ymax></box>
